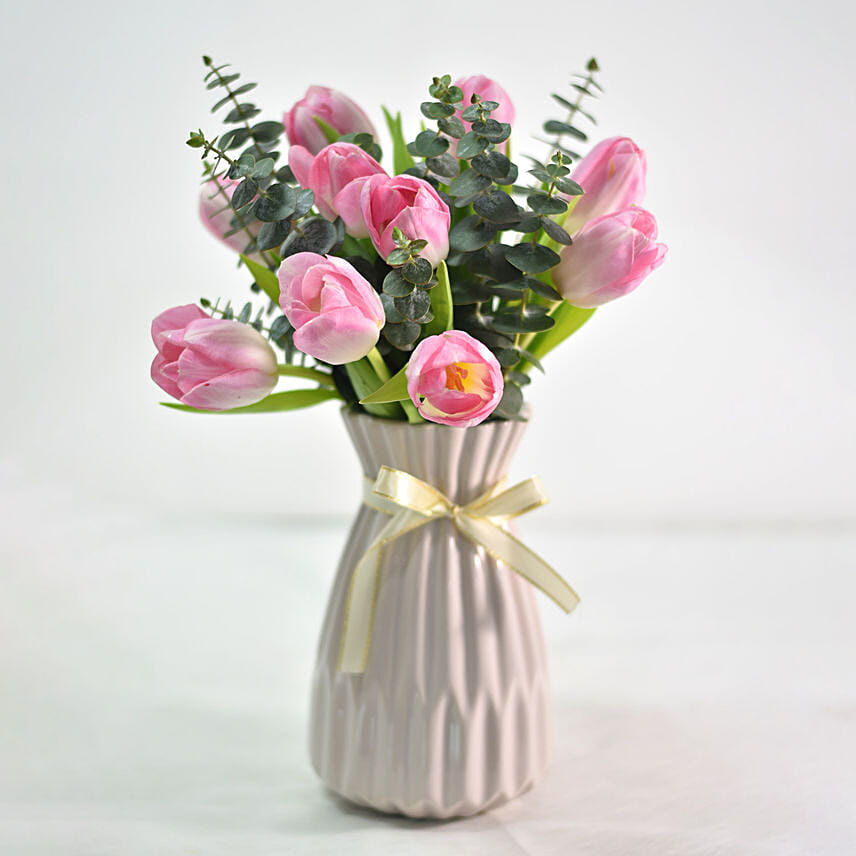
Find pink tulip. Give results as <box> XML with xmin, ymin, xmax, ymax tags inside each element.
<box><xmin>289</xmin><ymin>142</ymin><xmax>386</xmax><ymax>237</ymax></box>
<box><xmin>284</xmin><ymin>85</ymin><xmax>377</xmax><ymax>155</ymax></box>
<box><xmin>564</xmin><ymin>136</ymin><xmax>647</xmax><ymax>234</ymax></box>
<box><xmin>551</xmin><ymin>208</ymin><xmax>667</xmax><ymax>308</ymax></box>
<box><xmin>454</xmin><ymin>75</ymin><xmax>516</xmax><ymax>149</ymax></box>
<box><xmin>198</xmin><ymin>176</ymin><xmax>261</xmax><ymax>258</ymax></box>
<box><xmin>406</xmin><ymin>331</ymin><xmax>504</xmax><ymax>428</ymax></box>
<box><xmin>278</xmin><ymin>253</ymin><xmax>384</xmax><ymax>364</ymax></box>
<box><xmin>151</xmin><ymin>305</ymin><xmax>278</xmax><ymax>410</ymax></box>
<box><xmin>360</xmin><ymin>174</ymin><xmax>450</xmax><ymax>267</ymax></box>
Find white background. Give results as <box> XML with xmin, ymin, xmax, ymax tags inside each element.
<box><xmin>2</xmin><ymin>1</ymin><xmax>856</xmax><ymax>854</ymax></box>
<box><xmin>2</xmin><ymin>0</ymin><xmax>854</xmax><ymax>523</ymax></box>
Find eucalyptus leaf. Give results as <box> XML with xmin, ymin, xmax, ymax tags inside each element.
<box><xmin>527</xmin><ymin>193</ymin><xmax>568</xmax><ymax>215</ymax></box>
<box><xmin>394</xmin><ymin>289</ymin><xmax>431</xmax><ymax>320</ymax></box>
<box><xmin>473</xmin><ymin>190</ymin><xmax>519</xmax><ymax>224</ymax></box>
<box><xmin>505</xmin><ymin>243</ymin><xmax>561</xmax><ymax>275</ymax></box>
<box><xmin>383</xmin><ymin>269</ymin><xmax>415</xmax><ymax>297</ymax></box>
<box><xmin>450</xmin><ymin>215</ymin><xmax>498</xmax><ymax>252</ymax></box>
<box><xmin>448</xmin><ymin>169</ymin><xmax>492</xmax><ymax>198</ymax></box>
<box><xmin>253</xmin><ymin>183</ymin><xmax>296</xmax><ymax>221</ymax></box>
<box><xmin>383</xmin><ymin>321</ymin><xmax>421</xmax><ymax>348</ymax></box>
<box><xmin>279</xmin><ymin>217</ymin><xmax>337</xmax><ymax>256</ymax></box>
<box><xmin>256</xmin><ymin>220</ymin><xmax>291</xmax><ymax>252</ymax></box>
<box><xmin>438</xmin><ymin>116</ymin><xmax>466</xmax><ymax>138</ymax></box>
<box><xmin>471</xmin><ymin>151</ymin><xmax>512</xmax><ymax>179</ymax></box>
<box><xmin>251</xmin><ymin>120</ymin><xmax>285</xmax><ymax>143</ymax></box>
<box><xmin>231</xmin><ymin>177</ymin><xmax>258</xmax><ymax>209</ymax></box>
<box><xmin>456</xmin><ymin>132</ymin><xmax>488</xmax><ymax>159</ymax></box>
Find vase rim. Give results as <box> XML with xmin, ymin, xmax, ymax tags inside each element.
<box><xmin>340</xmin><ymin>405</ymin><xmax>531</xmax><ymax>431</ymax></box>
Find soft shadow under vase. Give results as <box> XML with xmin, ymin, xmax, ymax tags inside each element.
<box><xmin>308</xmin><ymin>410</ymin><xmax>552</xmax><ymax>819</ymax></box>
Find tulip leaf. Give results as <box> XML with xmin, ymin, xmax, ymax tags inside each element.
<box><xmin>160</xmin><ymin>388</ymin><xmax>341</xmax><ymax>414</ymax></box>
<box><xmin>240</xmin><ymin>254</ymin><xmax>280</xmax><ymax>302</ymax></box>
<box><xmin>517</xmin><ymin>302</ymin><xmax>596</xmax><ymax>372</ymax></box>
<box><xmin>382</xmin><ymin>106</ymin><xmax>415</xmax><ymax>175</ymax></box>
<box><xmin>360</xmin><ymin>365</ymin><xmax>410</xmax><ymax>404</ymax></box>
<box><xmin>346</xmin><ymin>360</ymin><xmax>403</xmax><ymax>418</ymax></box>
<box><xmin>424</xmin><ymin>261</ymin><xmax>453</xmax><ymax>336</ymax></box>
<box><xmin>314</xmin><ymin>116</ymin><xmax>341</xmax><ymax>145</ymax></box>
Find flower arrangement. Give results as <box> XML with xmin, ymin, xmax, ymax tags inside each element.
<box><xmin>152</xmin><ymin>57</ymin><xmax>667</xmax><ymax>427</ymax></box>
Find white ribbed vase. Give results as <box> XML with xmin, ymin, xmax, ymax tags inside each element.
<box><xmin>308</xmin><ymin>409</ymin><xmax>552</xmax><ymax>819</ymax></box>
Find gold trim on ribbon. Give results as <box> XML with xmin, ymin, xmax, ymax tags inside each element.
<box><xmin>337</xmin><ymin>466</ymin><xmax>580</xmax><ymax>673</ymax></box>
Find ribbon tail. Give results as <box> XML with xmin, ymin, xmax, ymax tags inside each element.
<box><xmin>455</xmin><ymin>515</ymin><xmax>580</xmax><ymax>613</ymax></box>
<box><xmin>338</xmin><ymin>508</ymin><xmax>428</xmax><ymax>673</ymax></box>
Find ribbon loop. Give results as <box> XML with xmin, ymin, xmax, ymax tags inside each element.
<box><xmin>338</xmin><ymin>466</ymin><xmax>580</xmax><ymax>673</ymax></box>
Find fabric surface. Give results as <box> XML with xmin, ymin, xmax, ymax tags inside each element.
<box><xmin>2</xmin><ymin>476</ymin><xmax>854</xmax><ymax>855</ymax></box>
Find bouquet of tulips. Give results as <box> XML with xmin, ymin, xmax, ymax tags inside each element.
<box><xmin>151</xmin><ymin>57</ymin><xmax>667</xmax><ymax>426</ymax></box>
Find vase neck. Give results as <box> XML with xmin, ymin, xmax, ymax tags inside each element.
<box><xmin>342</xmin><ymin>410</ymin><xmax>529</xmax><ymax>506</ymax></box>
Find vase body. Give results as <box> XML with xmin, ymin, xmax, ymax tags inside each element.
<box><xmin>308</xmin><ymin>410</ymin><xmax>552</xmax><ymax>818</ymax></box>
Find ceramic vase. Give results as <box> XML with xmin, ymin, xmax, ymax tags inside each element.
<box><xmin>308</xmin><ymin>409</ymin><xmax>552</xmax><ymax>818</ymax></box>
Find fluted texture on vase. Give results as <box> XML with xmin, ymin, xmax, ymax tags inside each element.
<box><xmin>309</xmin><ymin>410</ymin><xmax>552</xmax><ymax>818</ymax></box>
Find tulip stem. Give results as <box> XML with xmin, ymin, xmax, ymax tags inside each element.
<box><xmin>277</xmin><ymin>364</ymin><xmax>337</xmax><ymax>389</ymax></box>
<box><xmin>366</xmin><ymin>347</ymin><xmax>422</xmax><ymax>423</ymax></box>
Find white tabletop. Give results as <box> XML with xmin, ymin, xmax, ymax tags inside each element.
<box><xmin>2</xmin><ymin>482</ymin><xmax>854</xmax><ymax>855</ymax></box>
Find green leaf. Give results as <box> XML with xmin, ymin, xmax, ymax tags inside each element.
<box><xmin>383</xmin><ymin>321</ymin><xmax>421</xmax><ymax>348</ymax></box>
<box><xmin>401</xmin><ymin>257</ymin><xmax>433</xmax><ymax>285</ymax></box>
<box><xmin>251</xmin><ymin>157</ymin><xmax>275</xmax><ymax>179</ymax></box>
<box><xmin>520</xmin><ymin>302</ymin><xmax>596</xmax><ymax>370</ymax></box>
<box><xmin>359</xmin><ymin>364</ymin><xmax>410</xmax><ymax>404</ymax></box>
<box><xmin>543</xmin><ymin>120</ymin><xmax>588</xmax><ymax>141</ymax></box>
<box><xmin>554</xmin><ymin>176</ymin><xmax>584</xmax><ymax>196</ymax></box>
<box><xmin>253</xmin><ymin>184</ymin><xmax>296</xmax><ymax>221</ymax></box>
<box><xmin>456</xmin><ymin>132</ymin><xmax>488</xmax><ymax>160</ymax></box>
<box><xmin>382</xmin><ymin>106</ymin><xmax>415</xmax><ymax>174</ymax></box>
<box><xmin>527</xmin><ymin>193</ymin><xmax>567</xmax><ymax>215</ymax></box>
<box><xmin>161</xmin><ymin>388</ymin><xmax>339</xmax><ymax>414</ymax></box>
<box><xmin>471</xmin><ymin>151</ymin><xmax>511</xmax><ymax>179</ymax></box>
<box><xmin>473</xmin><ymin>190</ymin><xmax>519</xmax><ymax>224</ymax></box>
<box><xmin>450</xmin><ymin>215</ymin><xmax>498</xmax><ymax>252</ymax></box>
<box><xmin>231</xmin><ymin>177</ymin><xmax>258</xmax><ymax>209</ymax></box>
<box><xmin>438</xmin><ymin>115</ymin><xmax>466</xmax><ymax>138</ymax></box>
<box><xmin>280</xmin><ymin>217</ymin><xmax>337</xmax><ymax>257</ymax></box>
<box><xmin>421</xmin><ymin>101</ymin><xmax>456</xmax><ymax>119</ymax></box>
<box><xmin>424</xmin><ymin>260</ymin><xmax>453</xmax><ymax>336</ymax></box>
<box><xmin>413</xmin><ymin>130</ymin><xmax>449</xmax><ymax>157</ymax></box>
<box><xmin>383</xmin><ymin>269</ymin><xmax>415</xmax><ymax>296</ymax></box>
<box><xmin>395</xmin><ymin>289</ymin><xmax>431</xmax><ymax>320</ymax></box>
<box><xmin>251</xmin><ymin>120</ymin><xmax>285</xmax><ymax>143</ymax></box>
<box><xmin>313</xmin><ymin>116</ymin><xmax>340</xmax><ymax>144</ymax></box>
<box><xmin>239</xmin><ymin>254</ymin><xmax>279</xmax><ymax>302</ymax></box>
<box><xmin>448</xmin><ymin>169</ymin><xmax>492</xmax><ymax>198</ymax></box>
<box><xmin>505</xmin><ymin>243</ymin><xmax>561</xmax><ymax>275</ymax></box>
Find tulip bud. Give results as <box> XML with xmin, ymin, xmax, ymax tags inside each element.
<box><xmin>406</xmin><ymin>331</ymin><xmax>504</xmax><ymax>427</ymax></box>
<box><xmin>278</xmin><ymin>253</ymin><xmax>385</xmax><ymax>365</ymax></box>
<box><xmin>360</xmin><ymin>174</ymin><xmax>450</xmax><ymax>268</ymax></box>
<box><xmin>284</xmin><ymin>85</ymin><xmax>377</xmax><ymax>155</ymax></box>
<box><xmin>551</xmin><ymin>208</ymin><xmax>667</xmax><ymax>308</ymax></box>
<box><xmin>289</xmin><ymin>142</ymin><xmax>386</xmax><ymax>238</ymax></box>
<box><xmin>563</xmin><ymin>137</ymin><xmax>647</xmax><ymax>234</ymax></box>
<box><xmin>151</xmin><ymin>306</ymin><xmax>278</xmax><ymax>410</ymax></box>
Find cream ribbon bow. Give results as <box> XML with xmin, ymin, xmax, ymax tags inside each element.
<box><xmin>338</xmin><ymin>466</ymin><xmax>580</xmax><ymax>673</ymax></box>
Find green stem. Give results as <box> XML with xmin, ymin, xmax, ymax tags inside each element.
<box><xmin>366</xmin><ymin>347</ymin><xmax>391</xmax><ymax>382</ymax></box>
<box><xmin>276</xmin><ymin>365</ymin><xmax>336</xmax><ymax>388</ymax></box>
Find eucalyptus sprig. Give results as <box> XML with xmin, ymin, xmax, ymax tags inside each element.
<box><xmin>380</xmin><ymin>229</ymin><xmax>437</xmax><ymax>350</ymax></box>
